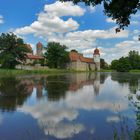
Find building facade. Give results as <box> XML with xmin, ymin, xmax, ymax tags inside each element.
<box><xmin>25</xmin><ymin>42</ymin><xmax>100</xmax><ymax>70</ymax></box>
<box><xmin>25</xmin><ymin>43</ymin><xmax>44</xmax><ymax>65</ymax></box>
<box><xmin>68</xmin><ymin>48</ymin><xmax>100</xmax><ymax>71</ymax></box>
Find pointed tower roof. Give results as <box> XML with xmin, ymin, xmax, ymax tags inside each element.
<box><xmin>94</xmin><ymin>48</ymin><xmax>100</xmax><ymax>55</ymax></box>
<box><xmin>37</xmin><ymin>42</ymin><xmax>43</xmax><ymax>48</ymax></box>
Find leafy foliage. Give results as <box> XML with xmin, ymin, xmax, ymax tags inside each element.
<box><xmin>44</xmin><ymin>42</ymin><xmax>69</xmax><ymax>68</ymax></box>
<box><xmin>128</xmin><ymin>50</ymin><xmax>140</xmax><ymax>69</ymax></box>
<box><xmin>60</xmin><ymin>0</ymin><xmax>140</xmax><ymax>29</ymax></box>
<box><xmin>100</xmin><ymin>58</ymin><xmax>108</xmax><ymax>69</ymax></box>
<box><xmin>111</xmin><ymin>50</ymin><xmax>140</xmax><ymax>72</ymax></box>
<box><xmin>0</xmin><ymin>33</ymin><xmax>31</xmax><ymax>69</ymax></box>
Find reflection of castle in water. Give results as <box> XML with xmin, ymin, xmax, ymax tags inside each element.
<box><xmin>27</xmin><ymin>73</ymin><xmax>102</xmax><ymax>99</ymax></box>
<box><xmin>18</xmin><ymin>73</ymin><xmax>104</xmax><ymax>100</ymax></box>
<box><xmin>0</xmin><ymin>73</ymin><xmax>106</xmax><ymax>111</ymax></box>
<box><xmin>68</xmin><ymin>73</ymin><xmax>101</xmax><ymax>96</ymax></box>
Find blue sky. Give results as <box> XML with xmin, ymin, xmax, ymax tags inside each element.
<box><xmin>0</xmin><ymin>0</ymin><xmax>140</xmax><ymax>63</ymax></box>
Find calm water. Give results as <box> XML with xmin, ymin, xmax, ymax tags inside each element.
<box><xmin>0</xmin><ymin>73</ymin><xmax>140</xmax><ymax>140</ymax></box>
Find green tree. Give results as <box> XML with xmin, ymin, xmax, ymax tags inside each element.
<box><xmin>111</xmin><ymin>59</ymin><xmax>119</xmax><ymax>70</ymax></box>
<box><xmin>116</xmin><ymin>57</ymin><xmax>131</xmax><ymax>72</ymax></box>
<box><xmin>44</xmin><ymin>42</ymin><xmax>69</xmax><ymax>68</ymax></box>
<box><xmin>128</xmin><ymin>50</ymin><xmax>140</xmax><ymax>69</ymax></box>
<box><xmin>60</xmin><ymin>0</ymin><xmax>140</xmax><ymax>30</ymax></box>
<box><xmin>0</xmin><ymin>33</ymin><xmax>31</xmax><ymax>69</ymax></box>
<box><xmin>100</xmin><ymin>58</ymin><xmax>108</xmax><ymax>69</ymax></box>
<box><xmin>111</xmin><ymin>50</ymin><xmax>140</xmax><ymax>72</ymax></box>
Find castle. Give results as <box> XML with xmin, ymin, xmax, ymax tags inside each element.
<box><xmin>25</xmin><ymin>42</ymin><xmax>100</xmax><ymax>71</ymax></box>
<box><xmin>68</xmin><ymin>48</ymin><xmax>100</xmax><ymax>71</ymax></box>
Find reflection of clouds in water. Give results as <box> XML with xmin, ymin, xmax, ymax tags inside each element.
<box><xmin>0</xmin><ymin>114</ymin><xmax>3</xmax><ymax>125</ymax></box>
<box><xmin>106</xmin><ymin>116</ymin><xmax>120</xmax><ymax>123</ymax></box>
<box><xmin>65</xmin><ymin>84</ymin><xmax>128</xmax><ymax>112</ymax></box>
<box><xmin>19</xmin><ymin>102</ymin><xmax>78</xmax><ymax>124</ymax></box>
<box><xmin>129</xmin><ymin>91</ymin><xmax>140</xmax><ymax>106</ymax></box>
<box><xmin>18</xmin><ymin>77</ymin><xmax>131</xmax><ymax>139</ymax></box>
<box><xmin>43</xmin><ymin>122</ymin><xmax>84</xmax><ymax>139</ymax></box>
<box><xmin>18</xmin><ymin>102</ymin><xmax>85</xmax><ymax>139</ymax></box>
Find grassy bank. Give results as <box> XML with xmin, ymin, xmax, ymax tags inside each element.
<box><xmin>0</xmin><ymin>69</ymin><xmax>72</xmax><ymax>76</ymax></box>
<box><xmin>130</xmin><ymin>70</ymin><xmax>140</xmax><ymax>73</ymax></box>
<box><xmin>99</xmin><ymin>69</ymin><xmax>112</xmax><ymax>72</ymax></box>
<box><xmin>1</xmin><ymin>69</ymin><xmax>140</xmax><ymax>77</ymax></box>
<box><xmin>0</xmin><ymin>68</ymin><xmax>114</xmax><ymax>77</ymax></box>
<box><xmin>0</xmin><ymin>69</ymin><xmax>95</xmax><ymax>76</ymax></box>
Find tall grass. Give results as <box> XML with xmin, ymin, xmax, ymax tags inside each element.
<box><xmin>0</xmin><ymin>68</ymin><xmax>95</xmax><ymax>77</ymax></box>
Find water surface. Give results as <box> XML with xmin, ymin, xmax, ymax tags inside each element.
<box><xmin>0</xmin><ymin>72</ymin><xmax>140</xmax><ymax>140</ymax></box>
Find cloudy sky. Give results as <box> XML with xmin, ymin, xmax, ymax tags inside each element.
<box><xmin>0</xmin><ymin>0</ymin><xmax>140</xmax><ymax>63</ymax></box>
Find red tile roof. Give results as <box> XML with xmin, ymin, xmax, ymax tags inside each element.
<box><xmin>69</xmin><ymin>51</ymin><xmax>93</xmax><ymax>63</ymax></box>
<box><xmin>26</xmin><ymin>54</ymin><xmax>44</xmax><ymax>59</ymax></box>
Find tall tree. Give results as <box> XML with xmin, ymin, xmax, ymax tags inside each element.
<box><xmin>60</xmin><ymin>0</ymin><xmax>140</xmax><ymax>30</ymax></box>
<box><xmin>44</xmin><ymin>42</ymin><xmax>69</xmax><ymax>68</ymax></box>
<box><xmin>111</xmin><ymin>50</ymin><xmax>140</xmax><ymax>72</ymax></box>
<box><xmin>116</xmin><ymin>57</ymin><xmax>131</xmax><ymax>72</ymax></box>
<box><xmin>100</xmin><ymin>58</ymin><xmax>108</xmax><ymax>69</ymax></box>
<box><xmin>128</xmin><ymin>50</ymin><xmax>140</xmax><ymax>69</ymax></box>
<box><xmin>0</xmin><ymin>33</ymin><xmax>31</xmax><ymax>69</ymax></box>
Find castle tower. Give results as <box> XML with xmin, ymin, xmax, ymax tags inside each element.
<box><xmin>36</xmin><ymin>42</ymin><xmax>43</xmax><ymax>56</ymax></box>
<box><xmin>93</xmin><ymin>48</ymin><xmax>100</xmax><ymax>71</ymax></box>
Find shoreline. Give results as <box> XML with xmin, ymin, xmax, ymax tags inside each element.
<box><xmin>0</xmin><ymin>69</ymin><xmax>140</xmax><ymax>77</ymax></box>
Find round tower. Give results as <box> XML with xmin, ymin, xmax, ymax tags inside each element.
<box><xmin>36</xmin><ymin>42</ymin><xmax>43</xmax><ymax>56</ymax></box>
<box><xmin>93</xmin><ymin>48</ymin><xmax>100</xmax><ymax>71</ymax></box>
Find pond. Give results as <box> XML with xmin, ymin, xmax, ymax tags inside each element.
<box><xmin>0</xmin><ymin>72</ymin><xmax>139</xmax><ymax>140</ymax></box>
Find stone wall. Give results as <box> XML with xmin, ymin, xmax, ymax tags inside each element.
<box><xmin>89</xmin><ymin>64</ymin><xmax>95</xmax><ymax>71</ymax></box>
<box><xmin>95</xmin><ymin>62</ymin><xmax>100</xmax><ymax>71</ymax></box>
<box><xmin>16</xmin><ymin>65</ymin><xmax>48</xmax><ymax>70</ymax></box>
<box><xmin>68</xmin><ymin>61</ymin><xmax>96</xmax><ymax>71</ymax></box>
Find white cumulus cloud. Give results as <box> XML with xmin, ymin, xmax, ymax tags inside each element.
<box><xmin>106</xmin><ymin>18</ymin><xmax>116</xmax><ymax>23</ymax></box>
<box><xmin>47</xmin><ymin>27</ymin><xmax>128</xmax><ymax>51</ymax></box>
<box><xmin>14</xmin><ymin>2</ymin><xmax>85</xmax><ymax>36</ymax></box>
<box><xmin>44</xmin><ymin>1</ymin><xmax>85</xmax><ymax>17</ymax></box>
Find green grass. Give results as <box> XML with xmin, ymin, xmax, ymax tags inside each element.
<box><xmin>130</xmin><ymin>69</ymin><xmax>140</xmax><ymax>73</ymax></box>
<box><xmin>98</xmin><ymin>69</ymin><xmax>113</xmax><ymax>72</ymax></box>
<box><xmin>2</xmin><ymin>69</ymin><xmax>140</xmax><ymax>77</ymax></box>
<box><xmin>0</xmin><ymin>69</ymin><xmax>70</xmax><ymax>76</ymax></box>
<box><xmin>0</xmin><ymin>68</ymin><xmax>97</xmax><ymax>77</ymax></box>
<box><xmin>0</xmin><ymin>68</ymin><xmax>129</xmax><ymax>77</ymax></box>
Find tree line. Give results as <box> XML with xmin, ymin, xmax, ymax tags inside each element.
<box><xmin>1</xmin><ymin>32</ymin><xmax>140</xmax><ymax>72</ymax></box>
<box><xmin>111</xmin><ymin>50</ymin><xmax>140</xmax><ymax>72</ymax></box>
<box><xmin>0</xmin><ymin>33</ymin><xmax>69</xmax><ymax>69</ymax></box>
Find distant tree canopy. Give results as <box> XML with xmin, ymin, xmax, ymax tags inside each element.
<box><xmin>60</xmin><ymin>0</ymin><xmax>140</xmax><ymax>30</ymax></box>
<box><xmin>0</xmin><ymin>33</ymin><xmax>31</xmax><ymax>69</ymax></box>
<box><xmin>44</xmin><ymin>42</ymin><xmax>69</xmax><ymax>68</ymax></box>
<box><xmin>111</xmin><ymin>50</ymin><xmax>140</xmax><ymax>72</ymax></box>
<box><xmin>100</xmin><ymin>58</ymin><xmax>108</xmax><ymax>69</ymax></box>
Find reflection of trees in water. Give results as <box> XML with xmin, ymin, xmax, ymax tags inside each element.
<box><xmin>0</xmin><ymin>73</ymin><xmax>106</xmax><ymax>111</ymax></box>
<box><xmin>111</xmin><ymin>73</ymin><xmax>140</xmax><ymax>140</ymax></box>
<box><xmin>0</xmin><ymin>77</ymin><xmax>32</xmax><ymax>112</ymax></box>
<box><xmin>100</xmin><ymin>73</ymin><xmax>109</xmax><ymax>84</ymax></box>
<box><xmin>133</xmin><ymin>105</ymin><xmax>140</xmax><ymax>140</ymax></box>
<box><xmin>111</xmin><ymin>73</ymin><xmax>140</xmax><ymax>95</ymax></box>
<box><xmin>45</xmin><ymin>73</ymin><xmax>104</xmax><ymax>100</ymax></box>
<box><xmin>45</xmin><ymin>75</ymin><xmax>70</xmax><ymax>101</ymax></box>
